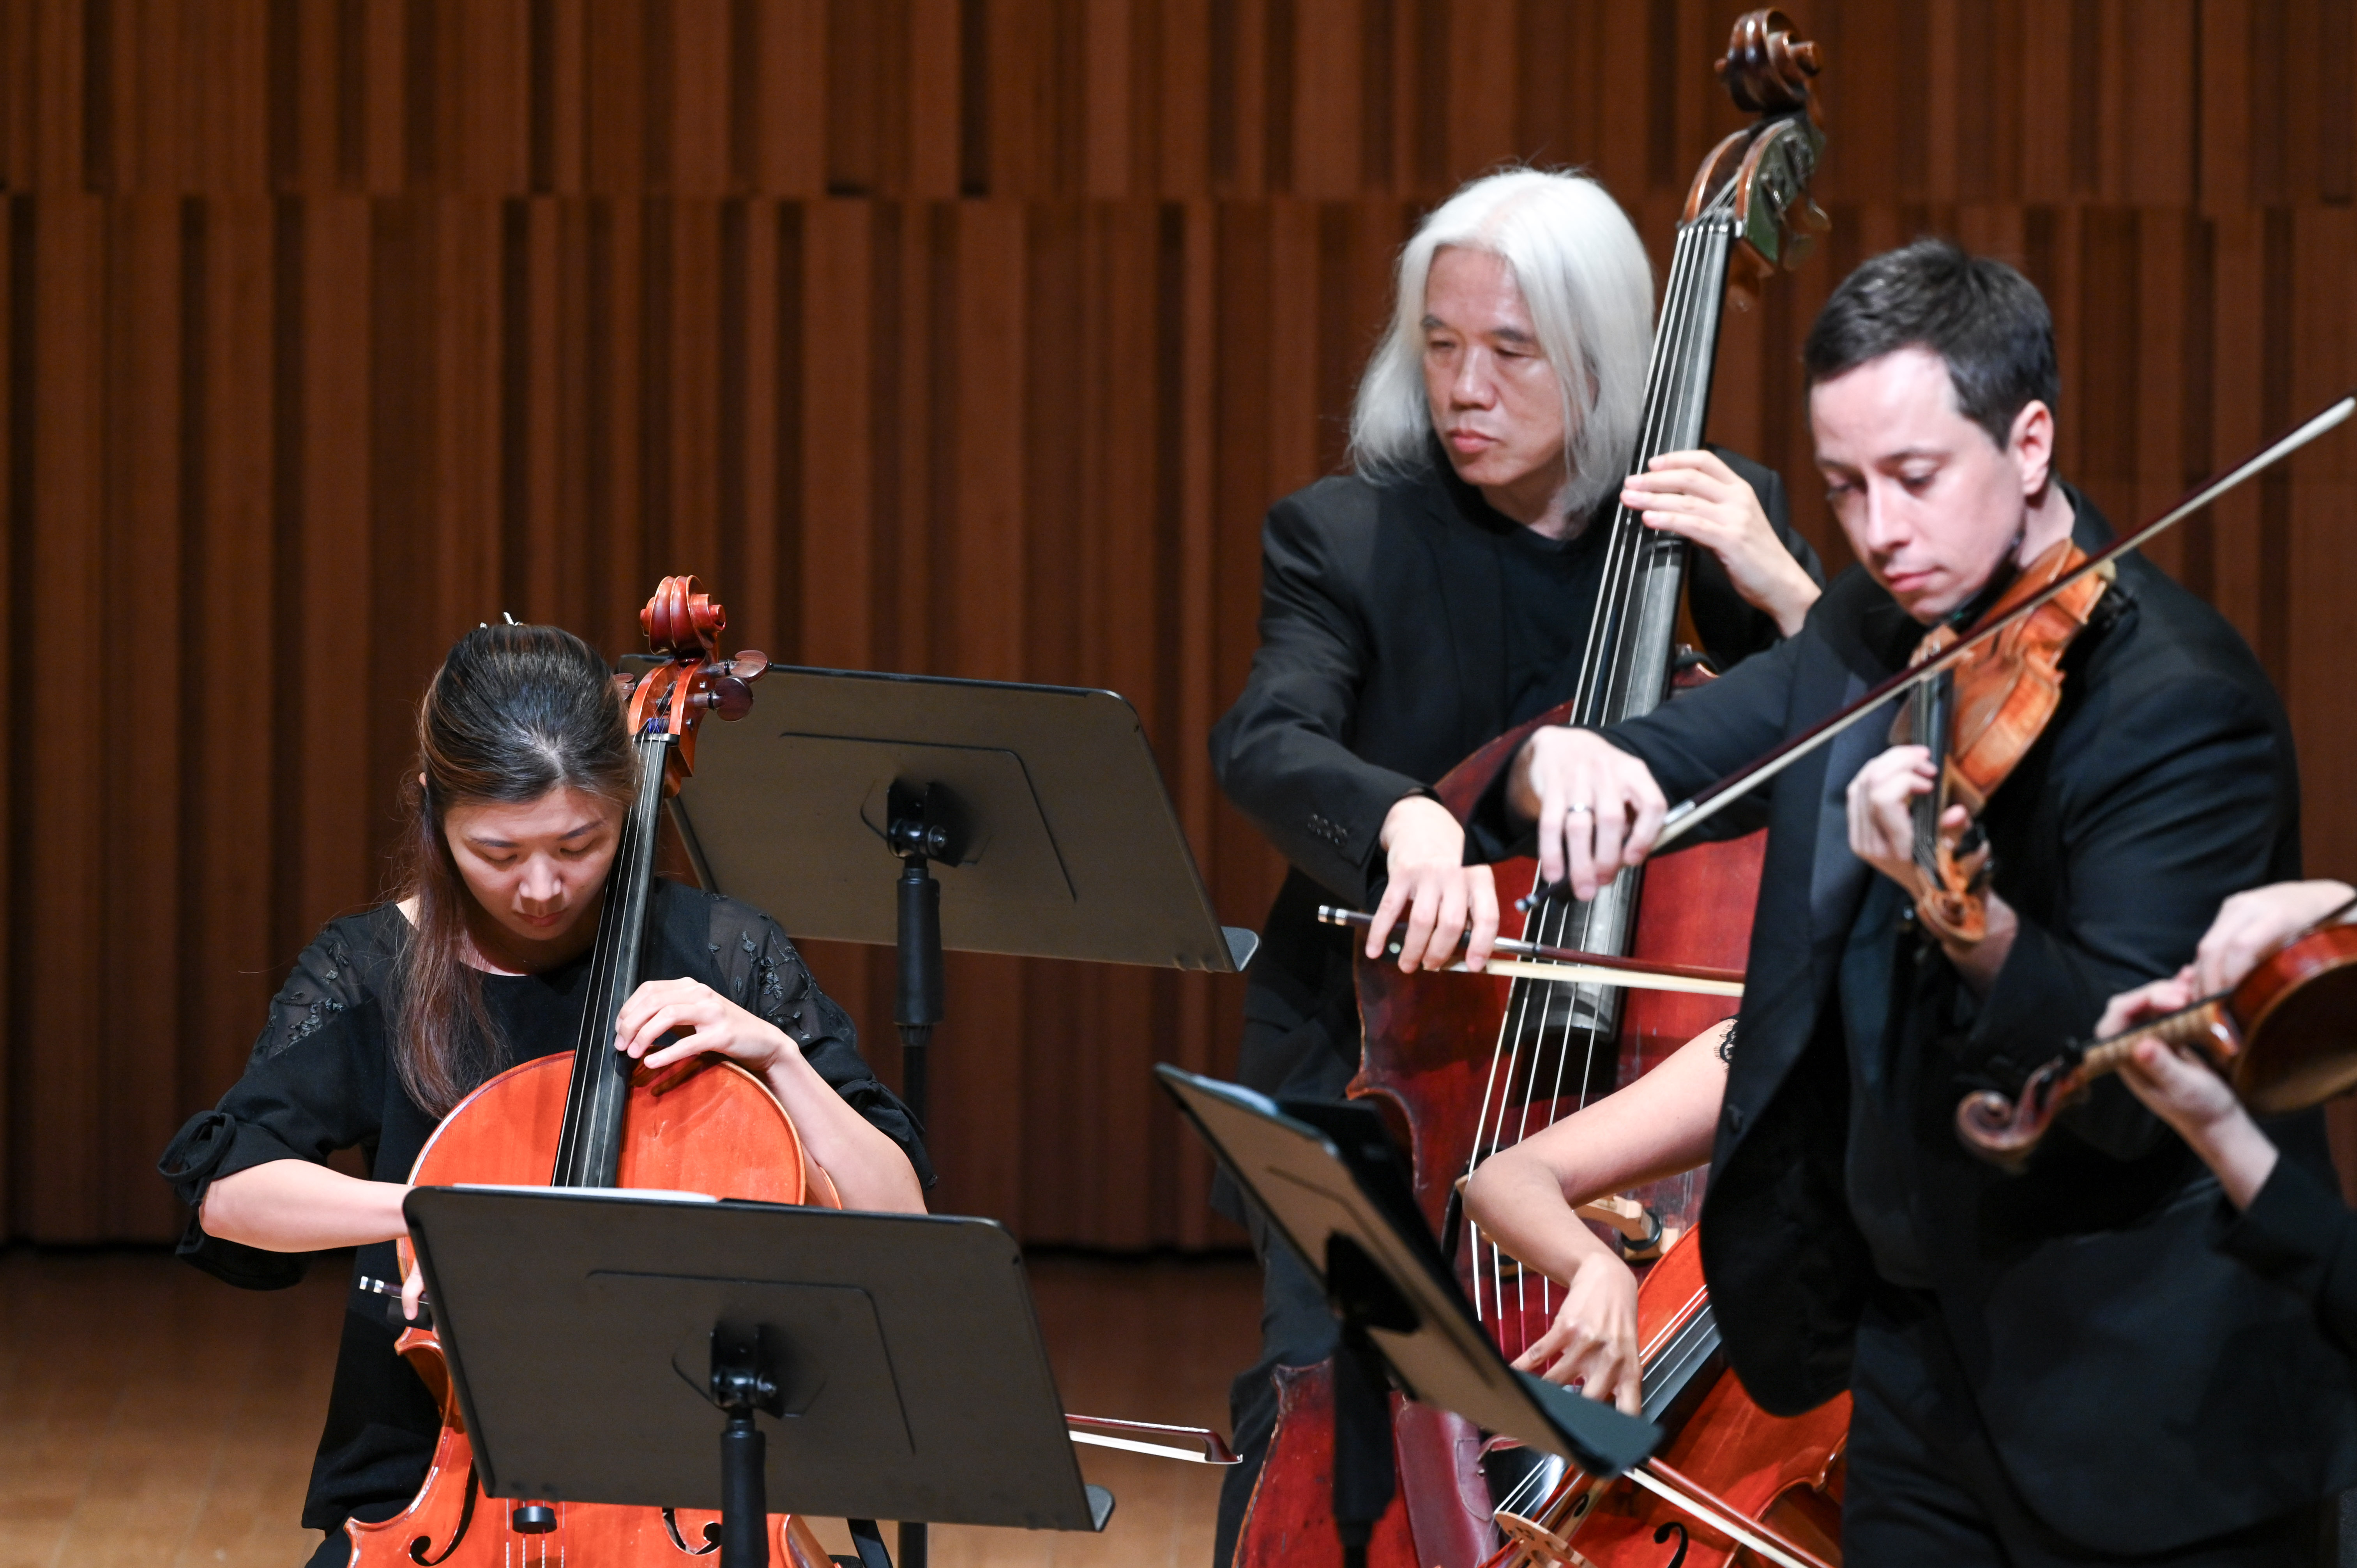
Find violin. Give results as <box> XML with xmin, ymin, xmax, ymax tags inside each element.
<box><xmin>1886</xmin><ymin>536</ymin><xmax>2113</xmax><ymax>946</ymax></box>
<box><xmin>1235</xmin><ymin>14</ymin><xmax>1845</xmax><ymax>1568</ymax></box>
<box><xmin>349</xmin><ymin>577</ymin><xmax>839</xmax><ymax>1568</ymax></box>
<box><xmin>1958</xmin><ymin>906</ymin><xmax>2357</xmax><ymax>1168</ymax></box>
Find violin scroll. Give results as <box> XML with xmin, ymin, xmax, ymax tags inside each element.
<box><xmin>1954</xmin><ymin>1060</ymin><xmax>2080</xmax><ymax>1174</ymax></box>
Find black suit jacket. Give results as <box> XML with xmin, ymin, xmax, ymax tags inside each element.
<box><xmin>1523</xmin><ymin>489</ymin><xmax>2357</xmax><ymax>1550</ymax></box>
<box><xmin>1210</xmin><ymin>449</ymin><xmax>1815</xmax><ymax>1094</ymax></box>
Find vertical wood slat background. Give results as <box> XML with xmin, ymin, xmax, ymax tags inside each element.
<box><xmin>2</xmin><ymin>0</ymin><xmax>2350</xmax><ymax>1247</ymax></box>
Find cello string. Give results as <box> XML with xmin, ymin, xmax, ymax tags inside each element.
<box><xmin>557</xmin><ymin>732</ymin><xmax>653</xmax><ymax>1186</ymax></box>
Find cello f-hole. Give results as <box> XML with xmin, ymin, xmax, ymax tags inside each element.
<box><xmin>661</xmin><ymin>1508</ymin><xmax>723</xmax><ymax>1555</ymax></box>
<box><xmin>406</xmin><ymin>1466</ymin><xmax>480</xmax><ymax>1566</ymax></box>
<box><xmin>1651</xmin><ymin>1521</ymin><xmax>1689</xmax><ymax>1568</ymax></box>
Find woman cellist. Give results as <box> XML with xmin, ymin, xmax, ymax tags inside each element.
<box><xmin>156</xmin><ymin>621</ymin><xmax>929</xmax><ymax>1567</ymax></box>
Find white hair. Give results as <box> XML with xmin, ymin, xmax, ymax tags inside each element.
<box><xmin>1349</xmin><ymin>168</ymin><xmax>1654</xmax><ymax>519</ymax></box>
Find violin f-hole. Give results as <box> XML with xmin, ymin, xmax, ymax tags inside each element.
<box><xmin>1652</xmin><ymin>1519</ymin><xmax>1690</xmax><ymax>1568</ymax></box>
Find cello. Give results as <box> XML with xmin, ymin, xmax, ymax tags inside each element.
<box><xmin>1232</xmin><ymin>13</ymin><xmax>1844</xmax><ymax>1567</ymax></box>
<box><xmin>348</xmin><ymin>576</ymin><xmax>837</xmax><ymax>1568</ymax></box>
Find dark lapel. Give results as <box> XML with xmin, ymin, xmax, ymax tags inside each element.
<box><xmin>1804</xmin><ymin>580</ymin><xmax>1922</xmax><ymax>962</ymax></box>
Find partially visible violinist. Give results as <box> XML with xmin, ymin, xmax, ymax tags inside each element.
<box><xmin>1205</xmin><ymin>166</ymin><xmax>1823</xmax><ymax>1567</ymax></box>
<box><xmin>2097</xmin><ymin>879</ymin><xmax>2357</xmax><ymax>1348</ymax></box>
<box><xmin>1469</xmin><ymin>239</ymin><xmax>2357</xmax><ymax>1562</ymax></box>
<box><xmin>155</xmin><ymin>623</ymin><xmax>929</xmax><ymax>1568</ymax></box>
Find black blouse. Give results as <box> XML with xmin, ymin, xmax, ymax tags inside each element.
<box><xmin>156</xmin><ymin>878</ymin><xmax>930</xmax><ymax>1535</ymax></box>
<box><xmin>2219</xmin><ymin>1152</ymin><xmax>2357</xmax><ymax>1356</ymax></box>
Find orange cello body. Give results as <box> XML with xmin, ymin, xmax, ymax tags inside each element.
<box><xmin>348</xmin><ymin>1057</ymin><xmax>837</xmax><ymax>1568</ymax></box>
<box><xmin>1488</xmin><ymin>1233</ymin><xmax>1847</xmax><ymax>1568</ymax></box>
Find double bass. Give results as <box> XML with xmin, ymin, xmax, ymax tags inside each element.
<box><xmin>349</xmin><ymin>577</ymin><xmax>837</xmax><ymax>1568</ymax></box>
<box><xmin>1232</xmin><ymin>13</ymin><xmax>1844</xmax><ymax>1567</ymax></box>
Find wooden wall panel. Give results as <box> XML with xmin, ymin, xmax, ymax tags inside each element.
<box><xmin>4</xmin><ymin>0</ymin><xmax>2354</xmax><ymax>1247</ymax></box>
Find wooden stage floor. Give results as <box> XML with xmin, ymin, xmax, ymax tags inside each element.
<box><xmin>2</xmin><ymin>1245</ymin><xmax>1260</xmax><ymax>1568</ymax></box>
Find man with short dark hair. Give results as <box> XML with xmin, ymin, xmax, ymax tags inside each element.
<box><xmin>1478</xmin><ymin>238</ymin><xmax>2357</xmax><ymax>1562</ymax></box>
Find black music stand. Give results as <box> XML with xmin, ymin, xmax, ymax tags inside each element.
<box><xmin>666</xmin><ymin>667</ymin><xmax>1258</xmax><ymax>1133</ymax></box>
<box><xmin>1154</xmin><ymin>1067</ymin><xmax>1659</xmax><ymax>1568</ymax></box>
<box><xmin>403</xmin><ymin>1186</ymin><xmax>1114</xmax><ymax>1568</ymax></box>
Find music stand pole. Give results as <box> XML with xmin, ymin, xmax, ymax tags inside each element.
<box><xmin>885</xmin><ymin>793</ymin><xmax>949</xmax><ymax>1568</ymax></box>
<box><xmin>886</xmin><ymin>789</ymin><xmax>949</xmax><ymax>1130</ymax></box>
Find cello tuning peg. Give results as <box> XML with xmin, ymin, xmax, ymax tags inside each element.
<box><xmin>725</xmin><ymin>650</ymin><xmax>770</xmax><ymax>680</ymax></box>
<box><xmin>706</xmin><ymin>676</ymin><xmax>755</xmax><ymax>720</ymax></box>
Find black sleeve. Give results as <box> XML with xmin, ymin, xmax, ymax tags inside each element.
<box><xmin>2218</xmin><ymin>1156</ymin><xmax>2357</xmax><ymax>1356</ymax></box>
<box><xmin>1687</xmin><ymin>447</ymin><xmax>1825</xmax><ymax>669</ymax></box>
<box><xmin>1208</xmin><ymin>489</ymin><xmax>1428</xmax><ymax>906</ymax></box>
<box><xmin>710</xmin><ymin>901</ymin><xmax>937</xmax><ymax>1190</ymax></box>
<box><xmin>156</xmin><ymin>922</ymin><xmax>388</xmax><ymax>1289</ymax></box>
<box><xmin>1961</xmin><ymin>664</ymin><xmax>2293</xmax><ymax>1159</ymax></box>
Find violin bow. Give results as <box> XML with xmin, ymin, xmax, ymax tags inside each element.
<box><xmin>1642</xmin><ymin>391</ymin><xmax>2356</xmax><ymax>853</ymax></box>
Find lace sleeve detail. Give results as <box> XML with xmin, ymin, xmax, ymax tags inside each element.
<box><xmin>708</xmin><ymin>898</ymin><xmax>936</xmax><ymax>1189</ymax></box>
<box><xmin>252</xmin><ymin>921</ymin><xmax>383</xmax><ymax>1062</ymax></box>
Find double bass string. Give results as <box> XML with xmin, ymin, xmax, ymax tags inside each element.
<box><xmin>1477</xmin><ymin>212</ymin><xmax>1708</xmax><ymax>1347</ymax></box>
<box><xmin>1467</xmin><ymin>197</ymin><xmax>1737</xmax><ymax>1352</ymax></box>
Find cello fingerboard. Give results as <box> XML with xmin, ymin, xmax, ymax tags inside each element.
<box><xmin>549</xmin><ymin>733</ymin><xmax>671</xmax><ymax>1189</ymax></box>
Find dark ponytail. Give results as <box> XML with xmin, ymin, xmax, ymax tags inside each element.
<box><xmin>392</xmin><ymin>623</ymin><xmax>636</xmax><ymax>1115</ymax></box>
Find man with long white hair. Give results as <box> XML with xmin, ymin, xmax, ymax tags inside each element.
<box><xmin>1205</xmin><ymin>166</ymin><xmax>1821</xmax><ymax>1565</ymax></box>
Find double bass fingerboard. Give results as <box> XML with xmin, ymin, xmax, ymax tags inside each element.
<box><xmin>1468</xmin><ymin>190</ymin><xmax>1742</xmax><ymax>1348</ymax></box>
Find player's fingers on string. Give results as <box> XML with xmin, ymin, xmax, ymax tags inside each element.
<box><xmin>1560</xmin><ymin>1342</ymin><xmax>1614</xmax><ymax>1402</ymax></box>
<box><xmin>1465</xmin><ymin>870</ymin><xmax>1501</xmax><ymax>971</ymax></box>
<box><xmin>620</xmin><ymin>1001</ymin><xmax>694</xmax><ymax>1059</ymax></box>
<box><xmin>1590</xmin><ymin>788</ymin><xmax>1631</xmax><ymax>890</ymax></box>
<box><xmin>1427</xmin><ymin>873</ymin><xmax>1470</xmax><ymax>973</ymax></box>
<box><xmin>1566</xmin><ymin>795</ymin><xmax>1601</xmax><ymax>904</ymax></box>
<box><xmin>1626</xmin><ymin>779</ymin><xmax>1668</xmax><ymax>864</ymax></box>
<box><xmin>1397</xmin><ymin>876</ymin><xmax>1441</xmax><ymax>973</ymax></box>
<box><xmin>1513</xmin><ymin>1323</ymin><xmax>1567</xmax><ymax>1373</ymax></box>
<box><xmin>1365</xmin><ymin>877</ymin><xmax>1411</xmax><ymax>960</ymax></box>
<box><xmin>1535</xmin><ymin>774</ymin><xmax>1569</xmax><ymax>888</ymax></box>
<box><xmin>1614</xmin><ymin>1364</ymin><xmax>1644</xmax><ymax>1416</ymax></box>
<box><xmin>614</xmin><ymin>977</ymin><xmax>689</xmax><ymax>1037</ymax></box>
<box><xmin>639</xmin><ymin>1029</ymin><xmax>712</xmax><ymax>1072</ymax></box>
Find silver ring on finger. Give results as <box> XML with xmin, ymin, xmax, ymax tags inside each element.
<box><xmin>1566</xmin><ymin>802</ymin><xmax>1594</xmax><ymax>817</ymax></box>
